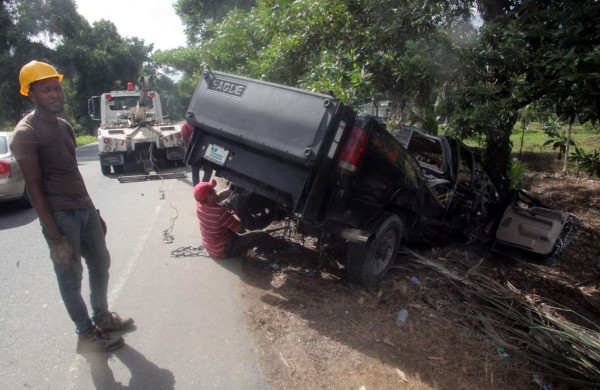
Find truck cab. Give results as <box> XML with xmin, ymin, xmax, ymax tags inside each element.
<box><xmin>89</xmin><ymin>90</ymin><xmax>163</xmax><ymax>125</ymax></box>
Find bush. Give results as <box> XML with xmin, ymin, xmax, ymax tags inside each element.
<box><xmin>582</xmin><ymin>121</ymin><xmax>600</xmax><ymax>134</ymax></box>
<box><xmin>508</xmin><ymin>158</ymin><xmax>527</xmax><ymax>189</ymax></box>
<box><xmin>75</xmin><ymin>135</ymin><xmax>97</xmax><ymax>146</ymax></box>
<box><xmin>571</xmin><ymin>147</ymin><xmax>600</xmax><ymax>178</ymax></box>
<box><xmin>541</xmin><ymin>118</ymin><xmax>577</xmax><ymax>160</ymax></box>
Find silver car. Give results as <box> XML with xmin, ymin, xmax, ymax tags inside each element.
<box><xmin>0</xmin><ymin>131</ymin><xmax>31</xmax><ymax>207</ymax></box>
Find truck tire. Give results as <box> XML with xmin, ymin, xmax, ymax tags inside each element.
<box><xmin>101</xmin><ymin>164</ymin><xmax>111</xmax><ymax>175</ymax></box>
<box><xmin>345</xmin><ymin>213</ymin><xmax>404</xmax><ymax>287</ymax></box>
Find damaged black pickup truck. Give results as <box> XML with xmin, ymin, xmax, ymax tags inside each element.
<box><xmin>185</xmin><ymin>69</ymin><xmax>579</xmax><ymax>286</ymax></box>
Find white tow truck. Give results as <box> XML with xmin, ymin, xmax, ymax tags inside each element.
<box><xmin>88</xmin><ymin>77</ymin><xmax>186</xmax><ymax>176</ymax></box>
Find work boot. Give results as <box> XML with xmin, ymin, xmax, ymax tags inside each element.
<box><xmin>76</xmin><ymin>327</ymin><xmax>124</xmax><ymax>354</ymax></box>
<box><xmin>95</xmin><ymin>312</ymin><xmax>135</xmax><ymax>333</ymax></box>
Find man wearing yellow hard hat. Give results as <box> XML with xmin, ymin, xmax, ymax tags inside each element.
<box><xmin>9</xmin><ymin>61</ymin><xmax>134</xmax><ymax>354</ymax></box>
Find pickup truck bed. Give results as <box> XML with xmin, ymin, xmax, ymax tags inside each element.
<box><xmin>186</xmin><ymin>70</ymin><xmax>355</xmax><ymax>215</ymax></box>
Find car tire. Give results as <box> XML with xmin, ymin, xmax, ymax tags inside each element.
<box><xmin>345</xmin><ymin>213</ymin><xmax>404</xmax><ymax>287</ymax></box>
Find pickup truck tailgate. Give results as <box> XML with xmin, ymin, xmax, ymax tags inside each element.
<box><xmin>186</xmin><ymin>70</ymin><xmax>347</xmax><ymax>211</ymax></box>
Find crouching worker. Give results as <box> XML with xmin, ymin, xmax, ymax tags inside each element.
<box><xmin>194</xmin><ymin>179</ymin><xmax>284</xmax><ymax>258</ymax></box>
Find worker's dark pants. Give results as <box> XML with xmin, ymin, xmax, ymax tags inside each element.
<box><xmin>42</xmin><ymin>206</ymin><xmax>110</xmax><ymax>334</ymax></box>
<box><xmin>192</xmin><ymin>165</ymin><xmax>213</xmax><ymax>186</ymax></box>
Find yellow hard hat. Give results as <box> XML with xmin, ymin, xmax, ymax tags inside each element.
<box><xmin>19</xmin><ymin>61</ymin><xmax>63</xmax><ymax>96</ymax></box>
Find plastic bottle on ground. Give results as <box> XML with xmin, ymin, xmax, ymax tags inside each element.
<box><xmin>396</xmin><ymin>309</ymin><xmax>409</xmax><ymax>327</ymax></box>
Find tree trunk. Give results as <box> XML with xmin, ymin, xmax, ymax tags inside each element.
<box><xmin>563</xmin><ymin>117</ymin><xmax>574</xmax><ymax>172</ymax></box>
<box><xmin>484</xmin><ymin>117</ymin><xmax>517</xmax><ymax>183</ymax></box>
<box><xmin>518</xmin><ymin>121</ymin><xmax>527</xmax><ymax>159</ymax></box>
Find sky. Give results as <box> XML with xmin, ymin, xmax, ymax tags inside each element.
<box><xmin>74</xmin><ymin>0</ymin><xmax>187</xmax><ymax>51</ymax></box>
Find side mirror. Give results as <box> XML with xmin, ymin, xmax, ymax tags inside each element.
<box><xmin>162</xmin><ymin>97</ymin><xmax>171</xmax><ymax>119</ymax></box>
<box><xmin>88</xmin><ymin>97</ymin><xmax>101</xmax><ymax>121</ymax></box>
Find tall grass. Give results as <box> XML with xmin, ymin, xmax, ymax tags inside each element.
<box><xmin>75</xmin><ymin>135</ymin><xmax>97</xmax><ymax>146</ymax></box>
<box><xmin>471</xmin><ymin>276</ymin><xmax>600</xmax><ymax>388</ymax></box>
<box><xmin>457</xmin><ymin>122</ymin><xmax>600</xmax><ymax>154</ymax></box>
<box><xmin>408</xmin><ymin>249</ymin><xmax>600</xmax><ymax>388</ymax></box>
<box><xmin>511</xmin><ymin>126</ymin><xmax>600</xmax><ymax>154</ymax></box>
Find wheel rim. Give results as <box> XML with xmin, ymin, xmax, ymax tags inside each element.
<box><xmin>370</xmin><ymin>229</ymin><xmax>397</xmax><ymax>274</ymax></box>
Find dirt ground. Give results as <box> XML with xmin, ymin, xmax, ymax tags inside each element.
<box><xmin>237</xmin><ymin>152</ymin><xmax>600</xmax><ymax>390</ymax></box>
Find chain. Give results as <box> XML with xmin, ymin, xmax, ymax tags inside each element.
<box><xmin>170</xmin><ymin>246</ymin><xmax>207</xmax><ymax>258</ymax></box>
<box><xmin>158</xmin><ymin>182</ymin><xmax>179</xmax><ymax>244</ymax></box>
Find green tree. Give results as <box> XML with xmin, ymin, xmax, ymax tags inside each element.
<box><xmin>0</xmin><ymin>0</ymin><xmax>155</xmax><ymax>133</ymax></box>
<box><xmin>165</xmin><ymin>0</ymin><xmax>472</xmax><ymax>113</ymax></box>
<box><xmin>152</xmin><ymin>46</ymin><xmax>205</xmax><ymax>117</ymax></box>
<box><xmin>541</xmin><ymin>116</ymin><xmax>577</xmax><ymax>160</ymax></box>
<box><xmin>175</xmin><ymin>0</ymin><xmax>256</xmax><ymax>44</ymax></box>
<box><xmin>448</xmin><ymin>0</ymin><xmax>600</xmax><ymax>176</ymax></box>
<box><xmin>522</xmin><ymin>0</ymin><xmax>599</xmax><ymax>172</ymax></box>
<box><xmin>0</xmin><ymin>0</ymin><xmax>76</xmax><ymax>126</ymax></box>
<box><xmin>162</xmin><ymin>0</ymin><xmax>600</xmax><ymax>179</ymax></box>
<box><xmin>55</xmin><ymin>19</ymin><xmax>153</xmax><ymax>133</ymax></box>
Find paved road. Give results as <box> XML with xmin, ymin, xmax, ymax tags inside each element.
<box><xmin>0</xmin><ymin>144</ymin><xmax>267</xmax><ymax>389</ymax></box>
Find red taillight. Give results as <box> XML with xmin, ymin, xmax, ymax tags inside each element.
<box><xmin>103</xmin><ymin>138</ymin><xmax>111</xmax><ymax>144</ymax></box>
<box><xmin>337</xmin><ymin>126</ymin><xmax>367</xmax><ymax>173</ymax></box>
<box><xmin>127</xmin><ymin>82</ymin><xmax>134</xmax><ymax>91</ymax></box>
<box><xmin>106</xmin><ymin>94</ymin><xmax>113</xmax><ymax>102</ymax></box>
<box><xmin>0</xmin><ymin>160</ymin><xmax>12</xmax><ymax>178</ymax></box>
<box><xmin>149</xmin><ymin>93</ymin><xmax>155</xmax><ymax>99</ymax></box>
<box><xmin>175</xmin><ymin>133</ymin><xmax>181</xmax><ymax>138</ymax></box>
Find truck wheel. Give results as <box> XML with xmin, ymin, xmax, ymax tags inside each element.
<box><xmin>345</xmin><ymin>213</ymin><xmax>404</xmax><ymax>287</ymax></box>
<box><xmin>101</xmin><ymin>164</ymin><xmax>111</xmax><ymax>175</ymax></box>
<box><xmin>113</xmin><ymin>165</ymin><xmax>124</xmax><ymax>174</ymax></box>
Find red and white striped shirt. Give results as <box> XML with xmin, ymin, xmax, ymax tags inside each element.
<box><xmin>196</xmin><ymin>202</ymin><xmax>240</xmax><ymax>258</ymax></box>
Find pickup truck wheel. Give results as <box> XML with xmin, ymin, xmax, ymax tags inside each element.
<box><xmin>101</xmin><ymin>164</ymin><xmax>111</xmax><ymax>175</ymax></box>
<box><xmin>345</xmin><ymin>213</ymin><xmax>404</xmax><ymax>287</ymax></box>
